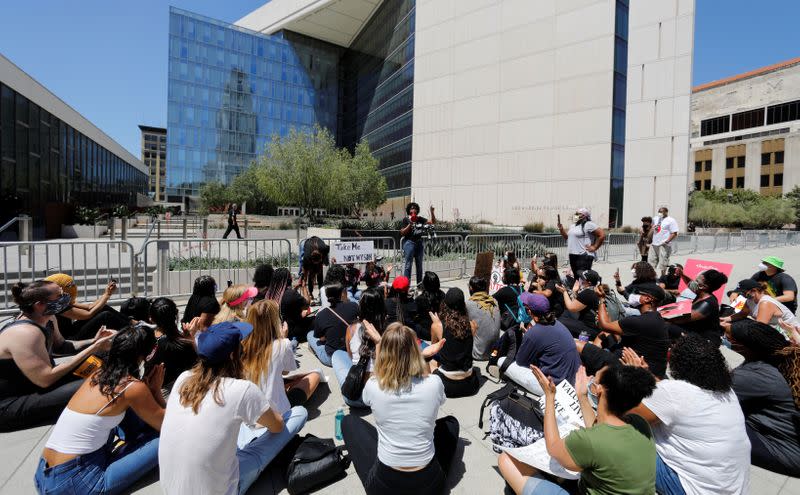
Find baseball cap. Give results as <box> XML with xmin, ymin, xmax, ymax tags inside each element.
<box><xmin>520</xmin><ymin>292</ymin><xmax>549</xmax><ymax>314</ymax></box>
<box><xmin>735</xmin><ymin>279</ymin><xmax>760</xmax><ymax>293</ymax></box>
<box><xmin>632</xmin><ymin>283</ymin><xmax>666</xmax><ymax>303</ymax></box>
<box><xmin>392</xmin><ymin>276</ymin><xmax>410</xmax><ymax>292</ymax></box>
<box><xmin>761</xmin><ymin>256</ymin><xmax>785</xmax><ymax>271</ymax></box>
<box><xmin>580</xmin><ymin>269</ymin><xmax>601</xmax><ymax>286</ymax></box>
<box><xmin>197</xmin><ymin>321</ymin><xmax>253</xmax><ymax>366</ymax></box>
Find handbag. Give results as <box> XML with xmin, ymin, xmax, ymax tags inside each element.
<box><xmin>341</xmin><ymin>353</ymin><xmax>370</xmax><ymax>401</ymax></box>
<box><xmin>286</xmin><ymin>434</ymin><xmax>350</xmax><ymax>495</ymax></box>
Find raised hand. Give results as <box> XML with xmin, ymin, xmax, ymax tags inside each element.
<box><xmin>530</xmin><ymin>365</ymin><xmax>557</xmax><ymax>397</ymax></box>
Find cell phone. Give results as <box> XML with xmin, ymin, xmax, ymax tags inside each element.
<box><xmin>227</xmin><ymin>280</ymin><xmax>233</xmax><ymax>287</ymax></box>
<box><xmin>557</xmin><ymin>214</ymin><xmax>561</xmax><ymax>224</ymax></box>
<box><xmin>109</xmin><ymin>279</ymin><xmax>117</xmax><ymax>284</ymax></box>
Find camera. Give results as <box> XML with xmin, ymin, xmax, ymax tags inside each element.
<box><xmin>414</xmin><ymin>223</ymin><xmax>436</xmax><ymax>240</ymax></box>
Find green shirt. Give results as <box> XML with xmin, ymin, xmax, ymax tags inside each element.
<box><xmin>564</xmin><ymin>421</ymin><xmax>656</xmax><ymax>495</ymax></box>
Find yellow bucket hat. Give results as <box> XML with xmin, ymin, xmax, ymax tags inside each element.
<box><xmin>45</xmin><ymin>273</ymin><xmax>78</xmax><ymax>304</ymax></box>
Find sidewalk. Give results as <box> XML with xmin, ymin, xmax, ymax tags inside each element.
<box><xmin>1</xmin><ymin>245</ymin><xmax>799</xmax><ymax>494</ymax></box>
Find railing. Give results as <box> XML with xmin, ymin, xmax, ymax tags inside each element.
<box><xmin>1</xmin><ymin>230</ymin><xmax>798</xmax><ymax>311</ymax></box>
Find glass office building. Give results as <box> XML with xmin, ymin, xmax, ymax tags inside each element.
<box><xmin>167</xmin><ymin>0</ymin><xmax>415</xmax><ymax>200</ymax></box>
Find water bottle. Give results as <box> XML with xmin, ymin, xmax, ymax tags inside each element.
<box><xmin>578</xmin><ymin>330</ymin><xmax>590</xmax><ymax>342</ymax></box>
<box><xmin>334</xmin><ymin>407</ymin><xmax>344</xmax><ymax>441</ymax></box>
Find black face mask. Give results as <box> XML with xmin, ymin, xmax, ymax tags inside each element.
<box><xmin>43</xmin><ymin>294</ymin><xmax>71</xmax><ymax>315</ymax></box>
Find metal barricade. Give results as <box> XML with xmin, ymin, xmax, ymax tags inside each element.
<box><xmin>524</xmin><ymin>234</ymin><xmax>568</xmax><ymax>267</ymax></box>
<box><xmin>694</xmin><ymin>234</ymin><xmax>716</xmax><ymax>253</ymax></box>
<box><xmin>422</xmin><ymin>235</ymin><xmax>466</xmax><ymax>280</ymax></box>
<box><xmin>140</xmin><ymin>238</ymin><xmax>293</xmax><ymax>298</ymax></box>
<box><xmin>603</xmin><ymin>233</ymin><xmax>638</xmax><ymax>262</ymax></box>
<box><xmin>0</xmin><ymin>239</ymin><xmax>136</xmax><ymax>314</ymax></box>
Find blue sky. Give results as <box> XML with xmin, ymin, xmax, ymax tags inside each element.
<box><xmin>1</xmin><ymin>1</ymin><xmax>799</xmax><ymax>158</ymax></box>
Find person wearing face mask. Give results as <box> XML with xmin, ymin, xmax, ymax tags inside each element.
<box><xmin>637</xmin><ymin>216</ymin><xmax>654</xmax><ymax>262</ymax></box>
<box><xmin>34</xmin><ymin>325</ymin><xmax>166</xmax><ymax>495</ymax></box>
<box><xmin>722</xmin><ymin>280</ymin><xmax>800</xmax><ymax>340</ymax></box>
<box><xmin>669</xmin><ymin>269</ymin><xmax>728</xmax><ymax>346</ymax></box>
<box><xmin>649</xmin><ymin>207</ymin><xmax>679</xmax><ymax>276</ymax></box>
<box><xmin>556</xmin><ymin>270</ymin><xmax>602</xmax><ymax>340</ymax></box>
<box><xmin>578</xmin><ymin>284</ymin><xmax>670</xmax><ymax>379</ymax></box>
<box><xmin>750</xmin><ymin>257</ymin><xmax>797</xmax><ymax>314</ymax></box>
<box><xmin>399</xmin><ymin>202</ymin><xmax>436</xmax><ymax>286</ymax></box>
<box><xmin>0</xmin><ymin>281</ymin><xmax>116</xmax><ymax>431</ymax></box>
<box><xmin>557</xmin><ymin>208</ymin><xmax>605</xmax><ymax>280</ymax></box>
<box><xmin>146</xmin><ymin>297</ymin><xmax>198</xmax><ymax>395</ymax></box>
<box><xmin>613</xmin><ymin>261</ymin><xmax>658</xmax><ymax>299</ymax></box>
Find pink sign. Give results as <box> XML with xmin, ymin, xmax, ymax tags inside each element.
<box><xmin>679</xmin><ymin>258</ymin><xmax>734</xmax><ymax>303</ymax></box>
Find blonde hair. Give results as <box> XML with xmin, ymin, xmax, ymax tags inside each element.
<box><xmin>374</xmin><ymin>323</ymin><xmax>428</xmax><ymax>393</ymax></box>
<box><xmin>242</xmin><ymin>299</ymin><xmax>281</xmax><ymax>387</ymax></box>
<box><xmin>213</xmin><ymin>284</ymin><xmax>249</xmax><ymax>324</ymax></box>
<box><xmin>179</xmin><ymin>347</ymin><xmax>242</xmax><ymax>414</ymax></box>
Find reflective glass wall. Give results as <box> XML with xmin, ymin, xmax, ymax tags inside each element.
<box><xmin>609</xmin><ymin>0</ymin><xmax>629</xmax><ymax>227</ymax></box>
<box><xmin>339</xmin><ymin>0</ymin><xmax>415</xmax><ymax>198</ymax></box>
<box><xmin>0</xmin><ymin>82</ymin><xmax>146</xmax><ymax>226</ymax></box>
<box><xmin>167</xmin><ymin>8</ymin><xmax>341</xmax><ymax>199</ymax></box>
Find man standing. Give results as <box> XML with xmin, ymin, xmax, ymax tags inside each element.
<box><xmin>649</xmin><ymin>206</ymin><xmax>678</xmax><ymax>276</ymax></box>
<box><xmin>223</xmin><ymin>203</ymin><xmax>243</xmax><ymax>239</ymax></box>
<box><xmin>399</xmin><ymin>202</ymin><xmax>435</xmax><ymax>285</ymax></box>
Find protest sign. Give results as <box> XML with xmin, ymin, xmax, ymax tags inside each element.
<box><xmin>679</xmin><ymin>258</ymin><xmax>734</xmax><ymax>302</ymax></box>
<box><xmin>475</xmin><ymin>252</ymin><xmax>494</xmax><ymax>280</ymax></box>
<box><xmin>331</xmin><ymin>241</ymin><xmax>375</xmax><ymax>264</ymax></box>
<box><xmin>489</xmin><ymin>267</ymin><xmax>504</xmax><ymax>295</ymax></box>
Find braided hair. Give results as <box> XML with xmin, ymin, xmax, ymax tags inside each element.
<box><xmin>731</xmin><ymin>320</ymin><xmax>800</xmax><ymax>408</ymax></box>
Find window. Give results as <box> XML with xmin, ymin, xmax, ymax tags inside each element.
<box><xmin>775</xmin><ymin>151</ymin><xmax>784</xmax><ymax>163</ymax></box>
<box><xmin>726</xmin><ymin>157</ymin><xmax>734</xmax><ymax>169</ymax></box>
<box><xmin>737</xmin><ymin>156</ymin><xmax>745</xmax><ymax>168</ymax></box>
<box><xmin>766</xmin><ymin>99</ymin><xmax>800</xmax><ymax>125</ymax></box>
<box><xmin>694</xmin><ymin>161</ymin><xmax>702</xmax><ymax>172</ymax></box>
<box><xmin>761</xmin><ymin>174</ymin><xmax>770</xmax><ymax>187</ymax></box>
<box><xmin>694</xmin><ymin>180</ymin><xmax>702</xmax><ymax>190</ymax></box>
<box><xmin>774</xmin><ymin>173</ymin><xmax>783</xmax><ymax>186</ymax></box>
<box><xmin>761</xmin><ymin>152</ymin><xmax>771</xmax><ymax>165</ymax></box>
<box><xmin>704</xmin><ymin>160</ymin><xmax>712</xmax><ymax>171</ymax></box>
<box><xmin>725</xmin><ymin>177</ymin><xmax>733</xmax><ymax>189</ymax></box>
<box><xmin>736</xmin><ymin>176</ymin><xmax>744</xmax><ymax>189</ymax></box>
<box><xmin>731</xmin><ymin>108</ymin><xmax>765</xmax><ymax>132</ymax></box>
<box><xmin>704</xmin><ymin>179</ymin><xmax>711</xmax><ymax>190</ymax></box>
<box><xmin>701</xmin><ymin>116</ymin><xmax>730</xmax><ymax>136</ymax></box>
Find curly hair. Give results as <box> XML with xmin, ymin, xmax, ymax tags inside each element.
<box><xmin>253</xmin><ymin>264</ymin><xmax>274</xmax><ymax>289</ymax></box>
<box><xmin>441</xmin><ymin>288</ymin><xmax>471</xmax><ymax>339</ymax></box>
<box><xmin>699</xmin><ymin>269</ymin><xmax>728</xmax><ymax>293</ymax></box>
<box><xmin>192</xmin><ymin>275</ymin><xmax>216</xmax><ymax>298</ymax></box>
<box><xmin>598</xmin><ymin>364</ymin><xmax>656</xmax><ymax>417</ymax></box>
<box><xmin>323</xmin><ymin>264</ymin><xmax>347</xmax><ymax>286</ymax></box>
<box><xmin>669</xmin><ymin>333</ymin><xmax>732</xmax><ymax>393</ymax></box>
<box><xmin>632</xmin><ymin>262</ymin><xmax>657</xmax><ymax>283</ymax></box>
<box><xmin>91</xmin><ymin>325</ymin><xmax>156</xmax><ymax>398</ymax></box>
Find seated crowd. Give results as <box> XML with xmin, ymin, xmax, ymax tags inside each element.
<box><xmin>0</xmin><ymin>248</ymin><xmax>799</xmax><ymax>494</ymax></box>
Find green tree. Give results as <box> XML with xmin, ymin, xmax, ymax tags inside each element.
<box><xmin>688</xmin><ymin>189</ymin><xmax>795</xmax><ymax>228</ymax></box>
<box><xmin>199</xmin><ymin>181</ymin><xmax>232</xmax><ymax>213</ymax></box>
<box><xmin>343</xmin><ymin>140</ymin><xmax>387</xmax><ymax>217</ymax></box>
<box><xmin>785</xmin><ymin>185</ymin><xmax>800</xmax><ymax>227</ymax></box>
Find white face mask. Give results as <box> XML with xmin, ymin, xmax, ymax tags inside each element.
<box><xmin>628</xmin><ymin>294</ymin><xmax>641</xmax><ymax>307</ymax></box>
<box><xmin>656</xmin><ymin>212</ymin><xmax>664</xmax><ymax>219</ymax></box>
<box><xmin>631</xmin><ymin>269</ymin><xmax>637</xmax><ymax>277</ymax></box>
<box><xmin>758</xmin><ymin>263</ymin><xmax>769</xmax><ymax>272</ymax></box>
<box><xmin>573</xmin><ymin>214</ymin><xmax>581</xmax><ymax>222</ymax></box>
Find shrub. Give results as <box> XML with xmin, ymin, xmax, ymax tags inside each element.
<box><xmin>523</xmin><ymin>222</ymin><xmax>545</xmax><ymax>233</ymax></box>
<box><xmin>73</xmin><ymin>206</ymin><xmax>101</xmax><ymax>226</ymax></box>
<box><xmin>688</xmin><ymin>190</ymin><xmax>794</xmax><ymax>229</ymax></box>
<box><xmin>111</xmin><ymin>205</ymin><xmax>133</xmax><ymax>218</ymax></box>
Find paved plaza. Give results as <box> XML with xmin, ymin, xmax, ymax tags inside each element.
<box><xmin>1</xmin><ymin>245</ymin><xmax>799</xmax><ymax>494</ymax></box>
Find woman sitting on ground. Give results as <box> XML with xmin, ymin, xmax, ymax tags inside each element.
<box><xmin>34</xmin><ymin>325</ymin><xmax>166</xmax><ymax>495</ymax></box>
<box><xmin>252</xmin><ymin>264</ymin><xmax>274</xmax><ymax>302</ymax></box>
<box><xmin>498</xmin><ymin>293</ymin><xmax>580</xmax><ymax>396</ymax></box>
<box><xmin>466</xmin><ymin>276</ymin><xmax>501</xmax><ymax>361</ymax></box>
<box><xmin>213</xmin><ymin>284</ymin><xmax>257</xmax><ymax>325</ymax></box>
<box><xmin>431</xmin><ymin>288</ymin><xmax>481</xmax><ymax>398</ymax></box>
<box><xmin>181</xmin><ymin>275</ymin><xmax>220</xmax><ymax>329</ymax></box>
<box><xmin>146</xmin><ymin>297</ymin><xmax>198</xmax><ymax>394</ymax></box>
<box><xmin>499</xmin><ymin>364</ymin><xmax>657</xmax><ymax>495</ymax></box>
<box><xmin>265</xmin><ymin>268</ymin><xmax>313</xmax><ymax>342</ymax></box>
<box><xmin>668</xmin><ymin>269</ymin><xmax>728</xmax><ymax>345</ymax></box>
<box><xmin>415</xmin><ymin>271</ymin><xmax>446</xmax><ymax>341</ymax></box>
<box><xmin>319</xmin><ymin>264</ymin><xmax>350</xmax><ymax>308</ymax></box>
<box><xmin>529</xmin><ymin>265</ymin><xmax>565</xmax><ymax>318</ymax></box>
<box><xmin>45</xmin><ymin>274</ymin><xmax>132</xmax><ymax>340</ymax></box>
<box><xmin>727</xmin><ymin>319</ymin><xmax>800</xmax><ymax>477</ymax></box>
<box><xmin>307</xmin><ymin>283</ymin><xmax>360</xmax><ymax>367</ymax></box>
<box><xmin>242</xmin><ymin>299</ymin><xmax>320</xmax><ymax>431</ymax></box>
<box><xmin>629</xmin><ymin>334</ymin><xmax>751</xmax><ymax>495</ymax></box>
<box><xmin>613</xmin><ymin>261</ymin><xmax>658</xmax><ymax>299</ymax></box>
<box><xmin>341</xmin><ymin>323</ymin><xmax>459</xmax><ymax>495</ymax></box>
<box><xmin>723</xmin><ymin>279</ymin><xmax>800</xmax><ymax>343</ymax></box>
<box><xmin>385</xmin><ymin>276</ymin><xmax>419</xmax><ymax>331</ymax></box>
<box><xmin>0</xmin><ymin>281</ymin><xmax>115</xmax><ymax>431</ymax></box>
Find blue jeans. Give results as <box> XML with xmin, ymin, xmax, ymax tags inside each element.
<box><xmin>306</xmin><ymin>331</ymin><xmax>333</xmax><ymax>367</ymax></box>
<box><xmin>34</xmin><ymin>413</ymin><xmax>159</xmax><ymax>495</ymax></box>
<box><xmin>402</xmin><ymin>239</ymin><xmax>424</xmax><ymax>285</ymax></box>
<box><xmin>236</xmin><ymin>406</ymin><xmax>308</xmax><ymax>495</ymax></box>
<box><xmin>656</xmin><ymin>453</ymin><xmax>686</xmax><ymax>495</ymax></box>
<box><xmin>521</xmin><ymin>474</ymin><xmax>569</xmax><ymax>495</ymax></box>
<box><xmin>331</xmin><ymin>350</ymin><xmax>368</xmax><ymax>408</ymax></box>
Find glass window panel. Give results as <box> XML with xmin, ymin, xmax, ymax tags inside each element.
<box><xmin>761</xmin><ymin>174</ymin><xmax>770</xmax><ymax>187</ymax></box>
<box><xmin>761</xmin><ymin>152</ymin><xmax>771</xmax><ymax>165</ymax></box>
<box><xmin>774</xmin><ymin>173</ymin><xmax>783</xmax><ymax>186</ymax></box>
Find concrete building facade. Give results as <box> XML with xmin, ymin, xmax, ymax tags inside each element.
<box><xmin>690</xmin><ymin>57</ymin><xmax>800</xmax><ymax>197</ymax></box>
<box><xmin>139</xmin><ymin>125</ymin><xmax>167</xmax><ymax>202</ymax></box>
<box><xmin>172</xmin><ymin>0</ymin><xmax>695</xmax><ymax>227</ymax></box>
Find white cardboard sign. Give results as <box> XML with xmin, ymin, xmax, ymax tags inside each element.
<box><xmin>331</xmin><ymin>241</ymin><xmax>375</xmax><ymax>264</ymax></box>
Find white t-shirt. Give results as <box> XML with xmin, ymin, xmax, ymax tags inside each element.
<box><xmin>159</xmin><ymin>371</ymin><xmax>271</xmax><ymax>495</ymax></box>
<box><xmin>652</xmin><ymin>216</ymin><xmax>679</xmax><ymax>246</ymax></box>
<box><xmin>567</xmin><ymin>221</ymin><xmax>598</xmax><ymax>257</ymax></box>
<box><xmin>253</xmin><ymin>338</ymin><xmax>298</xmax><ymax>416</ymax></box>
<box><xmin>362</xmin><ymin>374</ymin><xmax>446</xmax><ymax>468</ymax></box>
<box><xmin>642</xmin><ymin>379</ymin><xmax>750</xmax><ymax>495</ymax></box>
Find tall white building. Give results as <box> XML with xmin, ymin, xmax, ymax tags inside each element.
<box><xmin>179</xmin><ymin>0</ymin><xmax>696</xmax><ymax>227</ymax></box>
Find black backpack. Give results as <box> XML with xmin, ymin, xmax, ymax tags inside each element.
<box><xmin>478</xmin><ymin>383</ymin><xmax>545</xmax><ymax>452</ymax></box>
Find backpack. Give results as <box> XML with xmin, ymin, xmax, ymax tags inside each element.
<box><xmin>504</xmin><ymin>286</ymin><xmax>532</xmax><ymax>325</ymax></box>
<box><xmin>604</xmin><ymin>293</ymin><xmax>626</xmax><ymax>322</ymax></box>
<box><xmin>478</xmin><ymin>383</ymin><xmax>544</xmax><ymax>453</ymax></box>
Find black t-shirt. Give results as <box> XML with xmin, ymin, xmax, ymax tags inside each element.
<box><xmin>494</xmin><ymin>285</ymin><xmax>522</xmax><ymax>317</ymax></box>
<box><xmin>544</xmin><ymin>279</ymin><xmax>565</xmax><ymax>317</ymax></box>
<box><xmin>401</xmin><ymin>216</ymin><xmax>429</xmax><ymax>242</ymax></box>
<box><xmin>617</xmin><ymin>311</ymin><xmax>669</xmax><ymax>378</ymax></box>
<box><xmin>145</xmin><ymin>335</ymin><xmax>198</xmax><ymax>386</ymax></box>
<box><xmin>678</xmin><ymin>294</ymin><xmax>721</xmax><ymax>345</ymax></box>
<box><xmin>361</xmin><ymin>265</ymin><xmax>385</xmax><ymax>287</ymax></box>
<box><xmin>280</xmin><ymin>288</ymin><xmax>308</xmax><ymax>330</ymax></box>
<box><xmin>575</xmin><ymin>288</ymin><xmax>600</xmax><ymax>329</ymax></box>
<box><xmin>658</xmin><ymin>274</ymin><xmax>681</xmax><ymax>291</ymax></box>
<box><xmin>227</xmin><ymin>207</ymin><xmax>237</xmax><ymax>225</ymax></box>
<box><xmin>751</xmin><ymin>271</ymin><xmax>798</xmax><ymax>313</ymax></box>
<box><xmin>182</xmin><ymin>295</ymin><xmax>220</xmax><ymax>323</ymax></box>
<box><xmin>312</xmin><ymin>301</ymin><xmax>359</xmax><ymax>355</ymax></box>
<box><xmin>385</xmin><ymin>296</ymin><xmax>418</xmax><ymax>329</ymax></box>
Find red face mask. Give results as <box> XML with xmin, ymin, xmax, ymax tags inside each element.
<box><xmin>410</xmin><ymin>212</ymin><xmax>418</xmax><ymax>221</ymax></box>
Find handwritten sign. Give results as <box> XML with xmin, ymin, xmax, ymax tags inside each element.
<box><xmin>331</xmin><ymin>241</ymin><xmax>375</xmax><ymax>264</ymax></box>
<box><xmin>489</xmin><ymin>267</ymin><xmax>504</xmax><ymax>295</ymax></box>
<box><xmin>539</xmin><ymin>379</ymin><xmax>584</xmax><ymax>428</ymax></box>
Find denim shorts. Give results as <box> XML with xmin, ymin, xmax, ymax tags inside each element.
<box><xmin>656</xmin><ymin>453</ymin><xmax>686</xmax><ymax>495</ymax></box>
<box><xmin>522</xmin><ymin>475</ymin><xmax>570</xmax><ymax>495</ymax></box>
